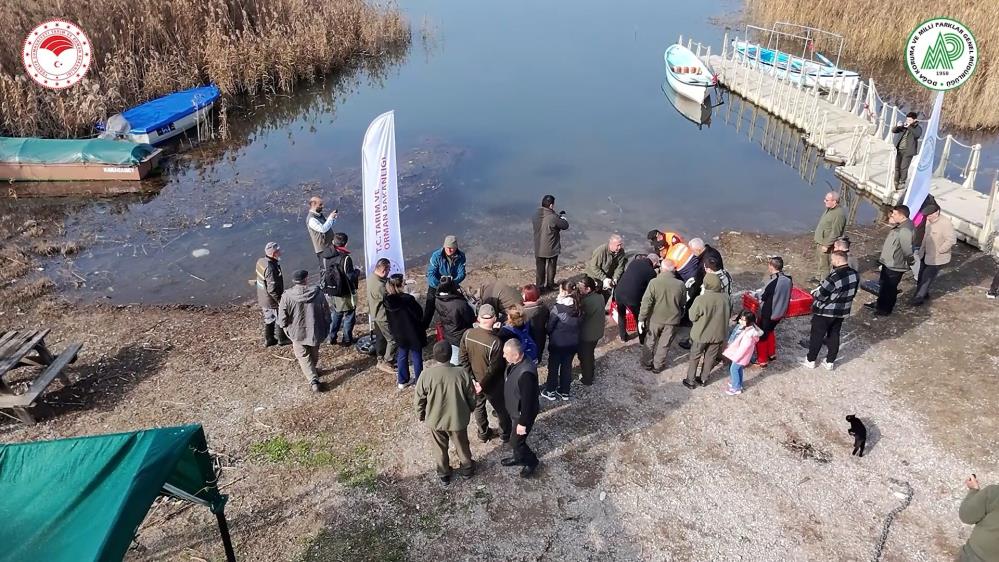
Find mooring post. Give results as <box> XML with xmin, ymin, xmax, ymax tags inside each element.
<box><xmin>933</xmin><ymin>135</ymin><xmax>953</xmax><ymax>178</ymax></box>
<box><xmin>963</xmin><ymin>144</ymin><xmax>982</xmax><ymax>189</ymax></box>
<box><xmin>885</xmin><ymin>148</ymin><xmax>897</xmax><ymax>193</ymax></box>
<box><xmin>859</xmin><ymin>137</ymin><xmax>871</xmax><ymax>184</ymax></box>
<box><xmin>721</xmin><ymin>32</ymin><xmax>729</xmax><ymax>59</ymax></box>
<box><xmin>980</xmin><ymin>170</ymin><xmax>999</xmax><ymax>249</ymax></box>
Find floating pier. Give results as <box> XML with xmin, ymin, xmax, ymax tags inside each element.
<box><xmin>677</xmin><ymin>32</ymin><xmax>999</xmax><ymax>254</ymax></box>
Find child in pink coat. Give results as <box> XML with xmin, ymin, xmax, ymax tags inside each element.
<box><xmin>722</xmin><ymin>311</ymin><xmax>763</xmax><ymax>395</ymax></box>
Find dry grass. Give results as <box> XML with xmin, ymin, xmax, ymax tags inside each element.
<box><xmin>745</xmin><ymin>0</ymin><xmax>997</xmax><ymax>129</ymax></box>
<box><xmin>0</xmin><ymin>0</ymin><xmax>410</xmax><ymax>138</ymax></box>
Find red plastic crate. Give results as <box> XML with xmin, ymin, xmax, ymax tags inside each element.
<box><xmin>609</xmin><ymin>299</ymin><xmax>637</xmax><ymax>332</ymax></box>
<box><xmin>741</xmin><ymin>287</ymin><xmax>813</xmax><ymax>318</ymax></box>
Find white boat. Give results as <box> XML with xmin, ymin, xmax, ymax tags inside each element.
<box><xmin>731</xmin><ymin>40</ymin><xmax>860</xmax><ymax>94</ymax></box>
<box><xmin>664</xmin><ymin>44</ymin><xmax>715</xmax><ymax>103</ymax></box>
<box><xmin>661</xmin><ymin>82</ymin><xmax>712</xmax><ymax>129</ymax></box>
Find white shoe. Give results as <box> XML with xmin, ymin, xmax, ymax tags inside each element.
<box><xmin>397</xmin><ymin>383</ymin><xmax>407</xmax><ymax>390</ymax></box>
<box><xmin>801</xmin><ymin>360</ymin><xmax>816</xmax><ymax>369</ymax></box>
<box><xmin>822</xmin><ymin>361</ymin><xmax>835</xmax><ymax>371</ymax></box>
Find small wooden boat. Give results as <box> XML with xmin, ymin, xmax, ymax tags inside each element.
<box><xmin>0</xmin><ymin>137</ymin><xmax>161</xmax><ymax>182</ymax></box>
<box><xmin>664</xmin><ymin>44</ymin><xmax>715</xmax><ymax>103</ymax></box>
<box><xmin>662</xmin><ymin>82</ymin><xmax>711</xmax><ymax>129</ymax></box>
<box><xmin>98</xmin><ymin>85</ymin><xmax>220</xmax><ymax>145</ymax></box>
<box><xmin>731</xmin><ymin>41</ymin><xmax>859</xmax><ymax>94</ymax></box>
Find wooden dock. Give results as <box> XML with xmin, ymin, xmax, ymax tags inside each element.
<box><xmin>679</xmin><ymin>33</ymin><xmax>998</xmax><ymax>254</ymax></box>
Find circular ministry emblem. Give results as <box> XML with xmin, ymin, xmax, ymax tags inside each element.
<box><xmin>22</xmin><ymin>20</ymin><xmax>91</xmax><ymax>90</ymax></box>
<box><xmin>906</xmin><ymin>18</ymin><xmax>977</xmax><ymax>91</ymax></box>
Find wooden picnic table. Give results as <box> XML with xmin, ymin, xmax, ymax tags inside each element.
<box><xmin>0</xmin><ymin>329</ymin><xmax>82</xmax><ymax>424</ymax></box>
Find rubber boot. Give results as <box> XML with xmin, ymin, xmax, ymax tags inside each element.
<box><xmin>276</xmin><ymin>325</ymin><xmax>292</xmax><ymax>346</ymax></box>
<box><xmin>264</xmin><ymin>322</ymin><xmax>278</xmax><ymax>347</ymax></box>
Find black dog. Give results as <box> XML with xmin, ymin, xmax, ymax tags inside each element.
<box><xmin>846</xmin><ymin>415</ymin><xmax>867</xmax><ymax>457</ymax></box>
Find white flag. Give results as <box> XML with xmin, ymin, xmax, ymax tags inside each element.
<box><xmin>362</xmin><ymin>111</ymin><xmax>406</xmax><ymax>277</ymax></box>
<box><xmin>903</xmin><ymin>91</ymin><xmax>944</xmax><ymax>212</ymax></box>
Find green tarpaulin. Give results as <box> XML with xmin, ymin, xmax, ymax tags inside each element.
<box><xmin>0</xmin><ymin>137</ymin><xmax>157</xmax><ymax>165</ymax></box>
<box><xmin>0</xmin><ymin>425</ymin><xmax>226</xmax><ymax>562</ymax></box>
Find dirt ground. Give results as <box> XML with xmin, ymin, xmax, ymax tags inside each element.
<box><xmin>2</xmin><ymin>222</ymin><xmax>998</xmax><ymax>561</ymax></box>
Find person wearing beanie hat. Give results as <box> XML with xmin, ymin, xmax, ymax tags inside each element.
<box><xmin>277</xmin><ymin>269</ymin><xmax>332</xmax><ymax>392</ymax></box>
<box><xmin>892</xmin><ymin>111</ymin><xmax>923</xmax><ymax>189</ymax></box>
<box><xmin>683</xmin><ymin>273</ymin><xmax>731</xmax><ymax>390</ymax></box>
<box><xmin>255</xmin><ymin>241</ymin><xmax>291</xmax><ymax>347</ymax></box>
<box><xmin>423</xmin><ymin>234</ymin><xmax>467</xmax><ymax>331</ymax></box>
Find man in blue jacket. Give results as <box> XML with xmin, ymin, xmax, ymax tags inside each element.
<box><xmin>424</xmin><ymin>235</ymin><xmax>467</xmax><ymax>331</ymax></box>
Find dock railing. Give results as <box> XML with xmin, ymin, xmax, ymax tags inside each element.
<box><xmin>698</xmin><ymin>30</ymin><xmax>999</xmax><ymax>251</ymax></box>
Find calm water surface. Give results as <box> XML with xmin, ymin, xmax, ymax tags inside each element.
<box><xmin>23</xmin><ymin>0</ymin><xmax>997</xmax><ymax>304</ymax></box>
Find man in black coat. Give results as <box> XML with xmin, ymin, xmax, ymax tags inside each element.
<box><xmin>500</xmin><ymin>339</ymin><xmax>541</xmax><ymax>478</ymax></box>
<box><xmin>892</xmin><ymin>111</ymin><xmax>922</xmax><ymax>189</ymax></box>
<box><xmin>434</xmin><ymin>279</ymin><xmax>475</xmax><ymax>365</ymax></box>
<box><xmin>613</xmin><ymin>254</ymin><xmax>659</xmax><ymax>343</ymax></box>
<box><xmin>532</xmin><ymin>194</ymin><xmax>570</xmax><ymax>291</ymax></box>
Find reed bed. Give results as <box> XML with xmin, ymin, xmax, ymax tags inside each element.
<box><xmin>0</xmin><ymin>0</ymin><xmax>410</xmax><ymax>138</ymax></box>
<box><xmin>745</xmin><ymin>0</ymin><xmax>997</xmax><ymax>130</ymax></box>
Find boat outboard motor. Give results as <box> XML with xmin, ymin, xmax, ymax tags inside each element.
<box><xmin>99</xmin><ymin>114</ymin><xmax>132</xmax><ymax>140</ymax></box>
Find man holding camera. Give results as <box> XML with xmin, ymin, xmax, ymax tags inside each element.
<box><xmin>532</xmin><ymin>194</ymin><xmax>570</xmax><ymax>292</ymax></box>
<box><xmin>892</xmin><ymin>111</ymin><xmax>922</xmax><ymax>189</ymax></box>
<box><xmin>306</xmin><ymin>196</ymin><xmax>338</xmax><ymax>261</ymax></box>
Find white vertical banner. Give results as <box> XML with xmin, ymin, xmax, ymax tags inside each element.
<box><xmin>361</xmin><ymin>110</ymin><xmax>406</xmax><ymax>277</ymax></box>
<box><xmin>903</xmin><ymin>91</ymin><xmax>945</xmax><ymax>212</ymax></box>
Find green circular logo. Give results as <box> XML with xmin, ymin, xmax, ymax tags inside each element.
<box><xmin>906</xmin><ymin>18</ymin><xmax>977</xmax><ymax>91</ymax></box>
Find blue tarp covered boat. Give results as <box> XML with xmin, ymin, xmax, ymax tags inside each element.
<box><xmin>98</xmin><ymin>85</ymin><xmax>220</xmax><ymax>145</ymax></box>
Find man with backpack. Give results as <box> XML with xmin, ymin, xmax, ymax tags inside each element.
<box><xmin>320</xmin><ymin>233</ymin><xmax>360</xmax><ymax>346</ymax></box>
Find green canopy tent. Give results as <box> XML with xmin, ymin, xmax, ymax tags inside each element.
<box><xmin>0</xmin><ymin>424</ymin><xmax>236</xmax><ymax>562</ymax></box>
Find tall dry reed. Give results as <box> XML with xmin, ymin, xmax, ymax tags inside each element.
<box><xmin>0</xmin><ymin>0</ymin><xmax>410</xmax><ymax>138</ymax></box>
<box><xmin>744</xmin><ymin>0</ymin><xmax>996</xmax><ymax>130</ymax></box>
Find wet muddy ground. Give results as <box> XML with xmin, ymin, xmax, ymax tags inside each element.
<box><xmin>2</xmin><ymin>217</ymin><xmax>997</xmax><ymax>561</ymax></box>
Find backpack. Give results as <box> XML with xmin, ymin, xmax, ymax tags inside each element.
<box><xmin>321</xmin><ymin>251</ymin><xmax>356</xmax><ymax>297</ymax></box>
<box><xmin>502</xmin><ymin>324</ymin><xmax>539</xmax><ymax>363</ymax></box>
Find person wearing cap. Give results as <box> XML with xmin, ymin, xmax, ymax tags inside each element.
<box><xmin>892</xmin><ymin>111</ymin><xmax>923</xmax><ymax>189</ymax></box>
<box><xmin>255</xmin><ymin>242</ymin><xmax>291</xmax><ymax>347</ymax></box>
<box><xmin>306</xmin><ymin>196</ymin><xmax>338</xmax><ymax>260</ymax></box>
<box><xmin>423</xmin><ymin>235</ymin><xmax>466</xmax><ymax>331</ymax></box>
<box><xmin>911</xmin><ymin>206</ymin><xmax>955</xmax><ymax>306</ymax></box>
<box><xmin>612</xmin><ymin>253</ymin><xmax>659</xmax><ymax>343</ymax></box>
<box><xmin>532</xmin><ymin>194</ymin><xmax>570</xmax><ymax>291</ymax></box>
<box><xmin>414</xmin><ymin>341</ymin><xmax>478</xmax><ymax>486</ymax></box>
<box><xmin>278</xmin><ymin>269</ymin><xmax>332</xmax><ymax>392</ymax></box>
<box><xmin>459</xmin><ymin>303</ymin><xmax>512</xmax><ymax>443</ymax></box>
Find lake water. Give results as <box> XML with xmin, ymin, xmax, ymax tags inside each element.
<box><xmin>20</xmin><ymin>0</ymin><xmax>998</xmax><ymax>304</ymax></box>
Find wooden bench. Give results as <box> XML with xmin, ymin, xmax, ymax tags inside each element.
<box><xmin>0</xmin><ymin>330</ymin><xmax>82</xmax><ymax>425</ymax></box>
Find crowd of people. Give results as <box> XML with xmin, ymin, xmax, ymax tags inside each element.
<box><xmin>250</xmin><ymin>191</ymin><xmax>993</xmax><ymax>497</ymax></box>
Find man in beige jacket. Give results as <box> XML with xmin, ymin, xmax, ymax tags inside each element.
<box><xmin>911</xmin><ymin>208</ymin><xmax>956</xmax><ymax>306</ymax></box>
